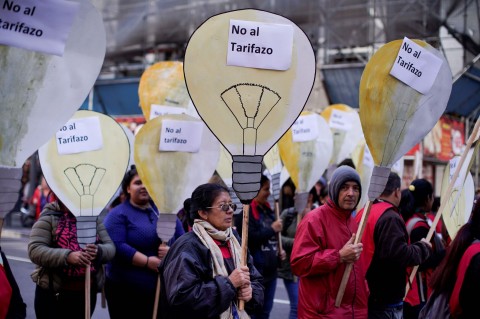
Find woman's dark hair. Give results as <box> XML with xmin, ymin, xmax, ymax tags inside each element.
<box><xmin>260</xmin><ymin>174</ymin><xmax>270</xmax><ymax>187</ymax></box>
<box><xmin>121</xmin><ymin>165</ymin><xmax>137</xmax><ymax>199</ymax></box>
<box><xmin>186</xmin><ymin>183</ymin><xmax>229</xmax><ymax>226</ymax></box>
<box><xmin>398</xmin><ymin>179</ymin><xmax>433</xmax><ymax>221</ymax></box>
<box><xmin>430</xmin><ymin>199</ymin><xmax>480</xmax><ymax>293</ymax></box>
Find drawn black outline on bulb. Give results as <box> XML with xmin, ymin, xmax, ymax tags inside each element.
<box><xmin>219</xmin><ymin>83</ymin><xmax>282</xmax><ymax>203</ymax></box>
<box><xmin>64</xmin><ymin>163</ymin><xmax>106</xmax><ymax>216</ymax></box>
<box><xmin>220</xmin><ymin>83</ymin><xmax>281</xmax><ymax>156</ymax></box>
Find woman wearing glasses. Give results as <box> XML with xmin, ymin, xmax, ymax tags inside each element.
<box><xmin>159</xmin><ymin>183</ymin><xmax>264</xmax><ymax>319</ymax></box>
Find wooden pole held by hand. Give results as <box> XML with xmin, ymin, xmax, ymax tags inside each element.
<box><xmin>239</xmin><ymin>204</ymin><xmax>250</xmax><ymax>311</ymax></box>
<box><xmin>335</xmin><ymin>200</ymin><xmax>373</xmax><ymax>307</ymax></box>
<box><xmin>274</xmin><ymin>201</ymin><xmax>285</xmax><ymax>259</ymax></box>
<box><xmin>85</xmin><ymin>264</ymin><xmax>91</xmax><ymax>319</ymax></box>
<box><xmin>153</xmin><ymin>242</ymin><xmax>167</xmax><ymax>319</ymax></box>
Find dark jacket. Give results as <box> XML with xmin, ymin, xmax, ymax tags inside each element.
<box><xmin>278</xmin><ymin>207</ymin><xmax>297</xmax><ymax>281</ymax></box>
<box><xmin>158</xmin><ymin>231</ymin><xmax>264</xmax><ymax>319</ymax></box>
<box><xmin>234</xmin><ymin>202</ymin><xmax>278</xmax><ymax>282</ymax></box>
<box><xmin>364</xmin><ymin>203</ymin><xmax>431</xmax><ymax>305</ymax></box>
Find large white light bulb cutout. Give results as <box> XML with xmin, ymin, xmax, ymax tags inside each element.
<box><xmin>0</xmin><ymin>0</ymin><xmax>105</xmax><ymax>224</ymax></box>
<box><xmin>184</xmin><ymin>9</ymin><xmax>315</xmax><ymax>203</ymax></box>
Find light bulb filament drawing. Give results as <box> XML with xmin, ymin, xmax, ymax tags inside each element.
<box><xmin>221</xmin><ymin>83</ymin><xmax>281</xmax><ymax>155</ymax></box>
<box><xmin>64</xmin><ymin>163</ymin><xmax>106</xmax><ymax>217</ymax></box>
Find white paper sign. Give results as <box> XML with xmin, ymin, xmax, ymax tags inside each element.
<box><xmin>389</xmin><ymin>37</ymin><xmax>443</xmax><ymax>94</ymax></box>
<box><xmin>150</xmin><ymin>104</ymin><xmax>186</xmax><ymax>120</ymax></box>
<box><xmin>292</xmin><ymin>114</ymin><xmax>319</xmax><ymax>142</ymax></box>
<box><xmin>329</xmin><ymin>109</ymin><xmax>353</xmax><ymax>131</ymax></box>
<box><xmin>227</xmin><ymin>19</ymin><xmax>293</xmax><ymax>71</ymax></box>
<box><xmin>0</xmin><ymin>0</ymin><xmax>79</xmax><ymax>56</ymax></box>
<box><xmin>159</xmin><ymin>120</ymin><xmax>203</xmax><ymax>152</ymax></box>
<box><xmin>56</xmin><ymin>117</ymin><xmax>103</xmax><ymax>155</ymax></box>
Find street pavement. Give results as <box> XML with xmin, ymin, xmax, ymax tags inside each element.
<box><xmin>1</xmin><ymin>213</ymin><xmax>291</xmax><ymax>319</ymax></box>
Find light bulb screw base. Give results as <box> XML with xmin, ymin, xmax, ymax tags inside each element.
<box><xmin>232</xmin><ymin>155</ymin><xmax>263</xmax><ymax>204</ymax></box>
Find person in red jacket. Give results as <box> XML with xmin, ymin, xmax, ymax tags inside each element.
<box><xmin>291</xmin><ymin>165</ymin><xmax>367</xmax><ymax>319</ymax></box>
<box><xmin>355</xmin><ymin>172</ymin><xmax>432</xmax><ymax>319</ymax></box>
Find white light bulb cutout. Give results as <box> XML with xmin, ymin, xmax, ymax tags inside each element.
<box><xmin>184</xmin><ymin>9</ymin><xmax>316</xmax><ymax>203</ymax></box>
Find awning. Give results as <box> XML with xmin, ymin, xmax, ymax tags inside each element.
<box><xmin>445</xmin><ymin>66</ymin><xmax>480</xmax><ymax>117</ymax></box>
<box><xmin>80</xmin><ymin>78</ymin><xmax>142</xmax><ymax>116</ymax></box>
<box><xmin>321</xmin><ymin>65</ymin><xmax>364</xmax><ymax>108</ymax></box>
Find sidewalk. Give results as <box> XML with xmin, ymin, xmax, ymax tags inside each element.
<box><xmin>2</xmin><ymin>212</ymin><xmax>32</xmax><ymax>239</ymax></box>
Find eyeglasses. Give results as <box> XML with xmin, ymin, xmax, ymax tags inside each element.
<box><xmin>206</xmin><ymin>203</ymin><xmax>237</xmax><ymax>212</ymax></box>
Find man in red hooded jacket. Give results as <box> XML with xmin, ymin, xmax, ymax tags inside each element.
<box><xmin>291</xmin><ymin>166</ymin><xmax>368</xmax><ymax>319</ymax></box>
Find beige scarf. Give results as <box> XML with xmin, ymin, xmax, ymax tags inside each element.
<box><xmin>192</xmin><ymin>219</ymin><xmax>250</xmax><ymax>319</ymax></box>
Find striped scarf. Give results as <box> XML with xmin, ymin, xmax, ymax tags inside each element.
<box><xmin>192</xmin><ymin>219</ymin><xmax>250</xmax><ymax>319</ymax></box>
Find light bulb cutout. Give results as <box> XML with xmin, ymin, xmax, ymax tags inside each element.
<box><xmin>139</xmin><ymin>61</ymin><xmax>192</xmax><ymax>121</ymax></box>
<box><xmin>0</xmin><ymin>0</ymin><xmax>105</xmax><ymax>223</ymax></box>
<box><xmin>134</xmin><ymin>113</ymin><xmax>220</xmax><ymax>230</ymax></box>
<box><xmin>359</xmin><ymin>39</ymin><xmax>452</xmax><ymax>173</ymax></box>
<box><xmin>278</xmin><ymin>111</ymin><xmax>333</xmax><ymax>212</ymax></box>
<box><xmin>0</xmin><ymin>0</ymin><xmax>105</xmax><ymax>168</ymax></box>
<box><xmin>441</xmin><ymin>143</ymin><xmax>479</xmax><ymax>239</ymax></box>
<box><xmin>320</xmin><ymin>104</ymin><xmax>364</xmax><ymax>165</ymax></box>
<box><xmin>39</xmin><ymin>110</ymin><xmax>130</xmax><ymax>247</ymax></box>
<box><xmin>184</xmin><ymin>9</ymin><xmax>315</xmax><ymax>203</ymax></box>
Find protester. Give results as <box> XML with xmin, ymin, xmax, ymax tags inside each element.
<box><xmin>424</xmin><ymin>198</ymin><xmax>480</xmax><ymax>318</ymax></box>
<box><xmin>291</xmin><ymin>165</ymin><xmax>368</xmax><ymax>319</ymax></box>
<box><xmin>0</xmin><ymin>246</ymin><xmax>26</xmax><ymax>319</ymax></box>
<box><xmin>158</xmin><ymin>183</ymin><xmax>264</xmax><ymax>318</ymax></box>
<box><xmin>28</xmin><ymin>195</ymin><xmax>115</xmax><ymax>319</ymax></box>
<box><xmin>235</xmin><ymin>174</ymin><xmax>283</xmax><ymax>319</ymax></box>
<box><xmin>355</xmin><ymin>172</ymin><xmax>432</xmax><ymax>319</ymax></box>
<box><xmin>401</xmin><ymin>179</ymin><xmax>446</xmax><ymax>319</ymax></box>
<box><xmin>104</xmin><ymin>166</ymin><xmax>184</xmax><ymax>319</ymax></box>
<box><xmin>30</xmin><ymin>175</ymin><xmax>54</xmax><ymax>220</ymax></box>
<box><xmin>281</xmin><ymin>178</ymin><xmax>296</xmax><ymax>211</ymax></box>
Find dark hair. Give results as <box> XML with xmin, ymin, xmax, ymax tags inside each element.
<box><xmin>338</xmin><ymin>158</ymin><xmax>356</xmax><ymax>170</ymax></box>
<box><xmin>187</xmin><ymin>183</ymin><xmax>229</xmax><ymax>225</ymax></box>
<box><xmin>430</xmin><ymin>199</ymin><xmax>480</xmax><ymax>293</ymax></box>
<box><xmin>398</xmin><ymin>179</ymin><xmax>433</xmax><ymax>221</ymax></box>
<box><xmin>398</xmin><ymin>189</ymin><xmax>415</xmax><ymax>222</ymax></box>
<box><xmin>309</xmin><ymin>185</ymin><xmax>320</xmax><ymax>204</ymax></box>
<box><xmin>121</xmin><ymin>165</ymin><xmax>137</xmax><ymax>199</ymax></box>
<box><xmin>381</xmin><ymin>172</ymin><xmax>401</xmax><ymax>197</ymax></box>
<box><xmin>260</xmin><ymin>174</ymin><xmax>270</xmax><ymax>187</ymax></box>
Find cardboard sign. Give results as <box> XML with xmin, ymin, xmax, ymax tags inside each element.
<box><xmin>0</xmin><ymin>0</ymin><xmax>79</xmax><ymax>56</ymax></box>
<box><xmin>227</xmin><ymin>19</ymin><xmax>293</xmax><ymax>70</ymax></box>
<box><xmin>292</xmin><ymin>114</ymin><xmax>319</xmax><ymax>142</ymax></box>
<box><xmin>390</xmin><ymin>37</ymin><xmax>443</xmax><ymax>94</ymax></box>
<box><xmin>329</xmin><ymin>109</ymin><xmax>354</xmax><ymax>131</ymax></box>
<box><xmin>159</xmin><ymin>119</ymin><xmax>203</xmax><ymax>152</ymax></box>
<box><xmin>150</xmin><ymin>104</ymin><xmax>186</xmax><ymax>120</ymax></box>
<box><xmin>56</xmin><ymin>116</ymin><xmax>103</xmax><ymax>155</ymax></box>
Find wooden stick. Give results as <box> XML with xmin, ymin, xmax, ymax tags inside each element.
<box><xmin>274</xmin><ymin>201</ymin><xmax>284</xmax><ymax>258</ymax></box>
<box><xmin>335</xmin><ymin>200</ymin><xmax>373</xmax><ymax>307</ymax></box>
<box><xmin>238</xmin><ymin>204</ymin><xmax>250</xmax><ymax>311</ymax></box>
<box><xmin>152</xmin><ymin>275</ymin><xmax>161</xmax><ymax>319</ymax></box>
<box><xmin>85</xmin><ymin>264</ymin><xmax>91</xmax><ymax>319</ymax></box>
<box><xmin>405</xmin><ymin>116</ymin><xmax>480</xmax><ymax>297</ymax></box>
<box><xmin>152</xmin><ymin>242</ymin><xmax>167</xmax><ymax>319</ymax></box>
